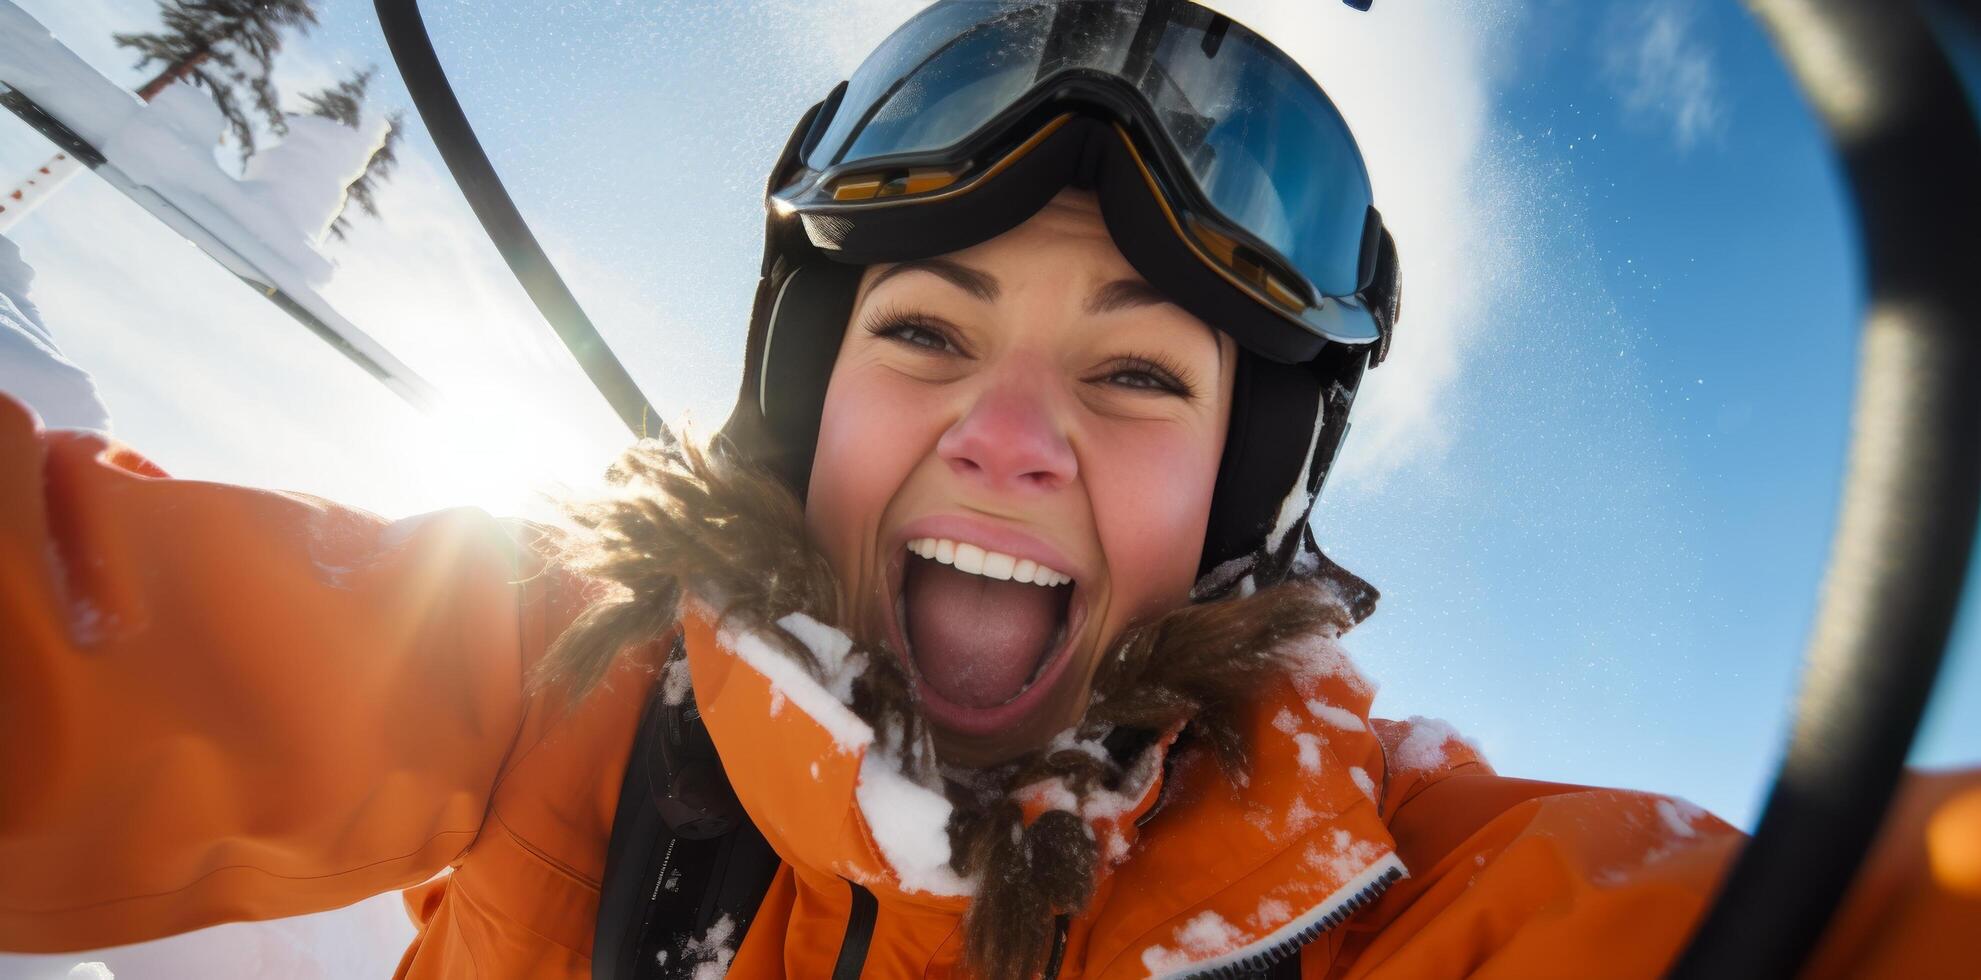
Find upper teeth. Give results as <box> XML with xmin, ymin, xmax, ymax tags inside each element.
<box><xmin>907</xmin><ymin>537</ymin><xmax>1073</xmax><ymax>586</ymax></box>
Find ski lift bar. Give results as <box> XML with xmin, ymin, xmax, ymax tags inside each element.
<box><xmin>0</xmin><ymin>88</ymin><xmax>103</xmax><ymax>167</ymax></box>
<box><xmin>1672</xmin><ymin>1</ymin><xmax>1981</xmax><ymax>976</ymax></box>
<box><xmin>0</xmin><ymin>85</ymin><xmax>443</xmax><ymax>413</ymax></box>
<box><xmin>373</xmin><ymin>0</ymin><xmax>666</xmax><ymax>443</ymax></box>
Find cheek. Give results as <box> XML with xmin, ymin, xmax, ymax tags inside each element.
<box><xmin>1083</xmin><ymin>419</ymin><xmax>1223</xmax><ymax>616</ymax></box>
<box><xmin>805</xmin><ymin>363</ymin><xmax>939</xmax><ymax>568</ymax></box>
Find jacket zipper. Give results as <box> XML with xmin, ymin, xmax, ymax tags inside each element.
<box><xmin>1179</xmin><ymin>864</ymin><xmax>1404</xmax><ymax>979</ymax></box>
<box><xmin>830</xmin><ymin>880</ymin><xmax>880</xmax><ymax>980</ymax></box>
<box><xmin>649</xmin><ymin>838</ymin><xmax>678</xmax><ymax>902</ymax></box>
<box><xmin>1042</xmin><ymin>914</ymin><xmax>1070</xmax><ymax>980</ymax></box>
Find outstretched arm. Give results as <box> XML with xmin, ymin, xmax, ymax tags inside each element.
<box><xmin>0</xmin><ymin>393</ymin><xmax>589</xmax><ymax>952</ymax></box>
<box><xmin>1325</xmin><ymin>720</ymin><xmax>1981</xmax><ymax>978</ymax></box>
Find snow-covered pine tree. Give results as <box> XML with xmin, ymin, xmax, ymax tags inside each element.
<box><xmin>115</xmin><ymin>0</ymin><xmax>321</xmax><ymax>164</ymax></box>
<box><xmin>296</xmin><ymin>67</ymin><xmax>404</xmax><ymax>242</ymax></box>
<box><xmin>2</xmin><ymin>0</ymin><xmax>320</xmax><ymax>231</ymax></box>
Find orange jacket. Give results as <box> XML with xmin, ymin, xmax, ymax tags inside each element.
<box><xmin>2</xmin><ymin>393</ymin><xmax>1977</xmax><ymax>977</ymax></box>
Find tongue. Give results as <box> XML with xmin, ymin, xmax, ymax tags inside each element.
<box><xmin>903</xmin><ymin>558</ymin><xmax>1063</xmax><ymax>708</ymax></box>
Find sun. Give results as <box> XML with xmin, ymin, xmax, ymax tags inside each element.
<box><xmin>382</xmin><ymin>377</ymin><xmax>631</xmax><ymax>523</ymax></box>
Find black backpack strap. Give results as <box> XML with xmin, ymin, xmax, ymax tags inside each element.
<box><xmin>594</xmin><ymin>638</ymin><xmax>782</xmax><ymax>979</ymax></box>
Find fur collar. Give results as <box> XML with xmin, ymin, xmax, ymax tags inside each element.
<box><xmin>540</xmin><ymin>438</ymin><xmax>1378</xmax><ymax>980</ymax></box>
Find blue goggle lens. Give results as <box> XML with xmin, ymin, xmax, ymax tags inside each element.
<box><xmin>802</xmin><ymin>1</ymin><xmax>1376</xmax><ymax>308</ymax></box>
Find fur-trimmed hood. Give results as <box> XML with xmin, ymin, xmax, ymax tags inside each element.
<box><xmin>547</xmin><ymin>438</ymin><xmax>1408</xmax><ymax>978</ymax></box>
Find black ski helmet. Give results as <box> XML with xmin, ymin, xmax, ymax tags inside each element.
<box><xmin>720</xmin><ymin>0</ymin><xmax>1399</xmax><ymax>597</ymax></box>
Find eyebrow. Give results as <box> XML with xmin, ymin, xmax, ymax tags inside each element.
<box><xmin>1084</xmin><ymin>278</ymin><xmax>1177</xmax><ymax>315</ymax></box>
<box><xmin>870</xmin><ymin>260</ymin><xmax>1222</xmax><ymax>363</ymax></box>
<box><xmin>869</xmin><ymin>262</ymin><xmax>1177</xmax><ymax>314</ymax></box>
<box><xmin>1088</xmin><ymin>278</ymin><xmax>1222</xmax><ymax>365</ymax></box>
<box><xmin>868</xmin><ymin>258</ymin><xmax>1000</xmax><ymax>302</ymax></box>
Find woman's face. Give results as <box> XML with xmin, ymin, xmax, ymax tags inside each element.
<box><xmin>804</xmin><ymin>190</ymin><xmax>1237</xmax><ymax>766</ymax></box>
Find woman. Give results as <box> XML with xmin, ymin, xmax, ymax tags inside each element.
<box><xmin>2</xmin><ymin>2</ymin><xmax>1975</xmax><ymax>978</ymax></box>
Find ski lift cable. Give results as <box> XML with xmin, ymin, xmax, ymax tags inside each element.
<box><xmin>1670</xmin><ymin>0</ymin><xmax>1981</xmax><ymax>973</ymax></box>
<box><xmin>371</xmin><ymin>0</ymin><xmax>668</xmax><ymax>446</ymax></box>
<box><xmin>366</xmin><ymin>0</ymin><xmax>1981</xmax><ymax>977</ymax></box>
<box><xmin>0</xmin><ymin>85</ymin><xmax>444</xmax><ymax>413</ymax></box>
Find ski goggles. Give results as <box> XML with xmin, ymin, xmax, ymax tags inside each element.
<box><xmin>768</xmin><ymin>0</ymin><xmax>1397</xmax><ymax>364</ymax></box>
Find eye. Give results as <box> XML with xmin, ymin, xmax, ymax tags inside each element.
<box><xmin>1093</xmin><ymin>355</ymin><xmax>1196</xmax><ymax>399</ymax></box>
<box><xmin>1105</xmin><ymin>366</ymin><xmax>1178</xmax><ymax>391</ymax></box>
<box><xmin>866</xmin><ymin>312</ymin><xmax>963</xmax><ymax>355</ymax></box>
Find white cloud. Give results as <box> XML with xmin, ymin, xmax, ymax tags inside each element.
<box><xmin>1604</xmin><ymin>0</ymin><xmax>1727</xmax><ymax>151</ymax></box>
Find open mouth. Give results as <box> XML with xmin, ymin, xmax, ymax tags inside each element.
<box><xmin>886</xmin><ymin>529</ymin><xmax>1086</xmax><ymax>740</ymax></box>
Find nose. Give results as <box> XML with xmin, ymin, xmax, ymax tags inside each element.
<box><xmin>937</xmin><ymin>377</ymin><xmax>1078</xmax><ymax>494</ymax></box>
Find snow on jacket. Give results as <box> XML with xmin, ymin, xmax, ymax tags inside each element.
<box><xmin>2</xmin><ymin>392</ymin><xmax>1978</xmax><ymax>978</ymax></box>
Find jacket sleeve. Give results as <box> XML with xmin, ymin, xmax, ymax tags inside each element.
<box><xmin>0</xmin><ymin>394</ymin><xmax>596</xmax><ymax>952</ymax></box>
<box><xmin>1325</xmin><ymin>720</ymin><xmax>1981</xmax><ymax>979</ymax></box>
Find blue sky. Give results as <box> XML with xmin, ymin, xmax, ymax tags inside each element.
<box><xmin>1</xmin><ymin>0</ymin><xmax>1977</xmax><ymax>974</ymax></box>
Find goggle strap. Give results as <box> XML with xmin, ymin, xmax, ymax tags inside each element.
<box><xmin>1358</xmin><ymin>206</ymin><xmax>1385</xmax><ymax>293</ymax></box>
<box><xmin>1367</xmin><ymin>227</ymin><xmax>1401</xmax><ymax>367</ymax></box>
<box><xmin>799</xmin><ymin>81</ymin><xmax>849</xmax><ymax>166</ymax></box>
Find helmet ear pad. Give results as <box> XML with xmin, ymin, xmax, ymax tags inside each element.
<box><xmin>1200</xmin><ymin>350</ymin><xmax>1323</xmax><ymax>577</ymax></box>
<box><xmin>719</xmin><ymin>259</ymin><xmax>864</xmax><ymax>499</ymax></box>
